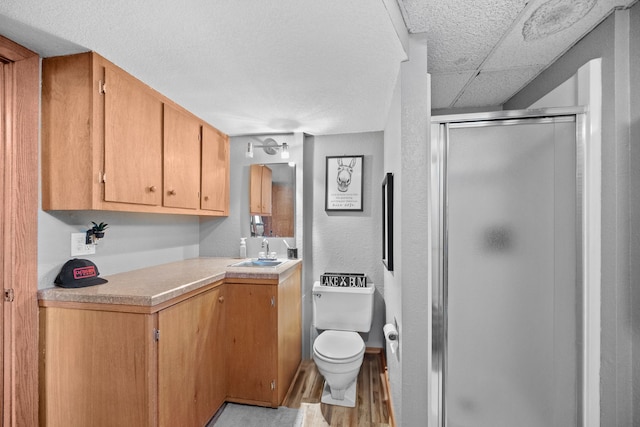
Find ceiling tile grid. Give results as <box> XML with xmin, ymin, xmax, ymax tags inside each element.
<box><xmin>453</xmin><ymin>66</ymin><xmax>545</xmax><ymax>108</ymax></box>
<box><xmin>398</xmin><ymin>0</ymin><xmax>528</xmax><ymax>73</ymax></box>
<box><xmin>430</xmin><ymin>71</ymin><xmax>477</xmax><ymax>109</ymax></box>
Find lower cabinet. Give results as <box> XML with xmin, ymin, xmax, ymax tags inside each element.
<box><xmin>39</xmin><ymin>266</ymin><xmax>302</xmax><ymax>425</ymax></box>
<box><xmin>39</xmin><ymin>283</ymin><xmax>226</xmax><ymax>427</ymax></box>
<box><xmin>226</xmin><ymin>265</ymin><xmax>302</xmax><ymax>407</ymax></box>
<box><xmin>158</xmin><ymin>285</ymin><xmax>226</xmax><ymax>426</ymax></box>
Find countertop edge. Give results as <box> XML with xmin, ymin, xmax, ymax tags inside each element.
<box><xmin>38</xmin><ymin>257</ymin><xmax>302</xmax><ymax>307</ymax></box>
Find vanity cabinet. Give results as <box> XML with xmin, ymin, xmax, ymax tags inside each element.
<box><xmin>42</xmin><ymin>51</ymin><xmax>229</xmax><ymax>216</ymax></box>
<box><xmin>225</xmin><ymin>264</ymin><xmax>301</xmax><ymax>407</ymax></box>
<box><xmin>39</xmin><ymin>282</ymin><xmax>226</xmax><ymax>427</ymax></box>
<box><xmin>250</xmin><ymin>164</ymin><xmax>272</xmax><ymax>216</ymax></box>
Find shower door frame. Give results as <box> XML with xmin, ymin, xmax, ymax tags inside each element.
<box><xmin>429</xmin><ymin>107</ymin><xmax>600</xmax><ymax>427</ymax></box>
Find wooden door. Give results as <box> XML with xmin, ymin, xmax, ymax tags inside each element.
<box><xmin>226</xmin><ymin>283</ymin><xmax>277</xmax><ymax>405</ymax></box>
<box><xmin>158</xmin><ymin>286</ymin><xmax>226</xmax><ymax>426</ymax></box>
<box><xmin>104</xmin><ymin>65</ymin><xmax>163</xmax><ymax>206</ymax></box>
<box><xmin>163</xmin><ymin>104</ymin><xmax>201</xmax><ymax>209</ymax></box>
<box><xmin>261</xmin><ymin>166</ymin><xmax>272</xmax><ymax>215</ymax></box>
<box><xmin>0</xmin><ymin>36</ymin><xmax>39</xmax><ymax>426</ymax></box>
<box><xmin>271</xmin><ymin>183</ymin><xmax>294</xmax><ymax>236</ymax></box>
<box><xmin>201</xmin><ymin>125</ymin><xmax>229</xmax><ymax>213</ymax></box>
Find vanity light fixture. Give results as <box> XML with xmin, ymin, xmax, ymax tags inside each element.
<box><xmin>245</xmin><ymin>138</ymin><xmax>290</xmax><ymax>159</ymax></box>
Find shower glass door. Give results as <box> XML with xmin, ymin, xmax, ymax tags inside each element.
<box><xmin>437</xmin><ymin>115</ymin><xmax>581</xmax><ymax>427</ymax></box>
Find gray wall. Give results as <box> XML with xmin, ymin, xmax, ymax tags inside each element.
<box><xmin>631</xmin><ymin>5</ymin><xmax>640</xmax><ymax>426</ymax></box>
<box><xmin>38</xmin><ymin>210</ymin><xmax>199</xmax><ymax>289</ymax></box>
<box><xmin>505</xmin><ymin>7</ymin><xmax>638</xmax><ymax>426</ymax></box>
<box><xmin>199</xmin><ymin>133</ymin><xmax>302</xmax><ymax>259</ymax></box>
<box><xmin>383</xmin><ymin>33</ymin><xmax>430</xmax><ymax>426</ymax></box>
<box><xmin>301</xmin><ymin>132</ymin><xmax>386</xmax><ymax>358</ymax></box>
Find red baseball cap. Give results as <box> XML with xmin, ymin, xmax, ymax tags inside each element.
<box><xmin>55</xmin><ymin>259</ymin><xmax>108</xmax><ymax>288</ymax></box>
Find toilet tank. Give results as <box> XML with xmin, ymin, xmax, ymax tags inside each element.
<box><xmin>312</xmin><ymin>282</ymin><xmax>374</xmax><ymax>332</ymax></box>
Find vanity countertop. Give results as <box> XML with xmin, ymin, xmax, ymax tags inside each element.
<box><xmin>37</xmin><ymin>257</ymin><xmax>302</xmax><ymax>307</ymax></box>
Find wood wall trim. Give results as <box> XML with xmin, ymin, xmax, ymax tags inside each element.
<box><xmin>0</xmin><ymin>36</ymin><xmax>36</xmax><ymax>63</ymax></box>
<box><xmin>0</xmin><ymin>35</ymin><xmax>39</xmax><ymax>426</ymax></box>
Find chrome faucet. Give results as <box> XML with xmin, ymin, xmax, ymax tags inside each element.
<box><xmin>261</xmin><ymin>238</ymin><xmax>269</xmax><ymax>257</ymax></box>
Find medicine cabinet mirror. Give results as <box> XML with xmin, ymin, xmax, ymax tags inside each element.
<box><xmin>249</xmin><ymin>163</ymin><xmax>295</xmax><ymax>238</ymax></box>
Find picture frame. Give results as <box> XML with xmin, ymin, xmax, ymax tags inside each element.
<box><xmin>382</xmin><ymin>173</ymin><xmax>394</xmax><ymax>271</ymax></box>
<box><xmin>325</xmin><ymin>155</ymin><xmax>364</xmax><ymax>211</ymax></box>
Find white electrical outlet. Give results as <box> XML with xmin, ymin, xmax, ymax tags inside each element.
<box><xmin>71</xmin><ymin>232</ymin><xmax>96</xmax><ymax>256</ymax></box>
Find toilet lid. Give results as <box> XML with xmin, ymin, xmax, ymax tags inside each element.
<box><xmin>314</xmin><ymin>330</ymin><xmax>365</xmax><ymax>361</ymax></box>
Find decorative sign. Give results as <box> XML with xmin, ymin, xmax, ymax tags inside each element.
<box><xmin>325</xmin><ymin>155</ymin><xmax>364</xmax><ymax>211</ymax></box>
<box><xmin>320</xmin><ymin>272</ymin><xmax>366</xmax><ymax>287</ymax></box>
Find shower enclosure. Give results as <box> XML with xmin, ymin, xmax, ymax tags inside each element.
<box><xmin>430</xmin><ymin>109</ymin><xmax>588</xmax><ymax>427</ymax></box>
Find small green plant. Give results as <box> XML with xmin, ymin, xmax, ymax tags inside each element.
<box><xmin>91</xmin><ymin>222</ymin><xmax>109</xmax><ymax>233</ymax></box>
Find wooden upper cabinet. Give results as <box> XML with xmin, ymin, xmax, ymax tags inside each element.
<box><xmin>104</xmin><ymin>65</ymin><xmax>163</xmax><ymax>206</ymax></box>
<box><xmin>41</xmin><ymin>51</ymin><xmax>229</xmax><ymax>217</ymax></box>
<box><xmin>163</xmin><ymin>105</ymin><xmax>201</xmax><ymax>209</ymax></box>
<box><xmin>201</xmin><ymin>125</ymin><xmax>230</xmax><ymax>213</ymax></box>
<box><xmin>250</xmin><ymin>164</ymin><xmax>272</xmax><ymax>216</ymax></box>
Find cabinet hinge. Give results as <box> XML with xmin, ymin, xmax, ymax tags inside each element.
<box><xmin>270</xmin><ymin>296</ymin><xmax>275</xmax><ymax>307</ymax></box>
<box><xmin>270</xmin><ymin>380</ymin><xmax>275</xmax><ymax>391</ymax></box>
<box><xmin>98</xmin><ymin>80</ymin><xmax>106</xmax><ymax>94</ymax></box>
<box><xmin>153</xmin><ymin>329</ymin><xmax>160</xmax><ymax>341</ymax></box>
<box><xmin>4</xmin><ymin>289</ymin><xmax>14</xmax><ymax>302</ymax></box>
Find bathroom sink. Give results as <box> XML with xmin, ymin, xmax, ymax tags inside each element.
<box><xmin>230</xmin><ymin>259</ymin><xmax>285</xmax><ymax>268</ymax></box>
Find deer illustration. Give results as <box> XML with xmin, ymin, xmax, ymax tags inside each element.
<box><xmin>336</xmin><ymin>158</ymin><xmax>357</xmax><ymax>192</ymax></box>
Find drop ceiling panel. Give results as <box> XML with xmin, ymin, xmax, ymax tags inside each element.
<box><xmin>484</xmin><ymin>0</ymin><xmax>637</xmax><ymax>70</ymax></box>
<box><xmin>398</xmin><ymin>0</ymin><xmax>527</xmax><ymax>73</ymax></box>
<box><xmin>431</xmin><ymin>71</ymin><xmax>476</xmax><ymax>109</ymax></box>
<box><xmin>454</xmin><ymin>66</ymin><xmax>544</xmax><ymax>108</ymax></box>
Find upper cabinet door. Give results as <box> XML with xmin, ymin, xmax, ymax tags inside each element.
<box><xmin>163</xmin><ymin>105</ymin><xmax>201</xmax><ymax>209</ymax></box>
<box><xmin>201</xmin><ymin>125</ymin><xmax>229</xmax><ymax>213</ymax></box>
<box><xmin>104</xmin><ymin>66</ymin><xmax>163</xmax><ymax>206</ymax></box>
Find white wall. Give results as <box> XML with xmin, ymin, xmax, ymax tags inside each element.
<box><xmin>383</xmin><ymin>33</ymin><xmax>430</xmax><ymax>426</ymax></box>
<box><xmin>301</xmin><ymin>132</ymin><xmax>386</xmax><ymax>358</ymax></box>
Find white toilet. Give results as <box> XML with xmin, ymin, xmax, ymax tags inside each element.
<box><xmin>312</xmin><ymin>281</ymin><xmax>374</xmax><ymax>407</ymax></box>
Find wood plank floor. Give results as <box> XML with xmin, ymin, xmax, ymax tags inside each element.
<box><xmin>282</xmin><ymin>350</ymin><xmax>394</xmax><ymax>427</ymax></box>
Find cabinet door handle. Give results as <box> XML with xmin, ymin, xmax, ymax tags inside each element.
<box><xmin>168</xmin><ymin>189</ymin><xmax>176</xmax><ymax>196</ymax></box>
<box><xmin>204</xmin><ymin>195</ymin><xmax>209</xmax><ymax>201</ymax></box>
<box><xmin>149</xmin><ymin>185</ymin><xmax>157</xmax><ymax>193</ymax></box>
<box><xmin>218</xmin><ymin>296</ymin><xmax>225</xmax><ymax>303</ymax></box>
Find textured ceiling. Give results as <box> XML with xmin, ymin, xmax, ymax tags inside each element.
<box><xmin>399</xmin><ymin>0</ymin><xmax>637</xmax><ymax>110</ymax></box>
<box><xmin>1</xmin><ymin>1</ymin><xmax>637</xmax><ymax>134</ymax></box>
<box><xmin>0</xmin><ymin>1</ymin><xmax>405</xmax><ymax>136</ymax></box>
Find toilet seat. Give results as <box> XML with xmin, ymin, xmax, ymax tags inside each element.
<box><xmin>313</xmin><ymin>330</ymin><xmax>365</xmax><ymax>363</ymax></box>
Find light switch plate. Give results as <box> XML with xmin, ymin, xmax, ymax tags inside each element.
<box><xmin>71</xmin><ymin>232</ymin><xmax>96</xmax><ymax>256</ymax></box>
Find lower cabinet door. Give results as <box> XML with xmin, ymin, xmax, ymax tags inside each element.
<box><xmin>226</xmin><ymin>283</ymin><xmax>278</xmax><ymax>406</ymax></box>
<box><xmin>158</xmin><ymin>286</ymin><xmax>226</xmax><ymax>426</ymax></box>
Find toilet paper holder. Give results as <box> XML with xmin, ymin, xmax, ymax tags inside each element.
<box><xmin>383</xmin><ymin>323</ymin><xmax>398</xmax><ymax>341</ymax></box>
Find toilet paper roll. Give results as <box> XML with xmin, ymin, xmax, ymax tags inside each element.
<box><xmin>383</xmin><ymin>323</ymin><xmax>398</xmax><ymax>341</ymax></box>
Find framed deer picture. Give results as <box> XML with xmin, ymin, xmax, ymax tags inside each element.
<box><xmin>325</xmin><ymin>155</ymin><xmax>364</xmax><ymax>211</ymax></box>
